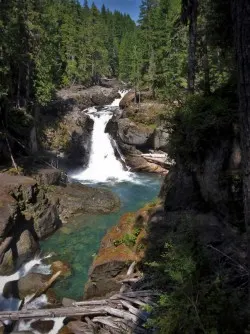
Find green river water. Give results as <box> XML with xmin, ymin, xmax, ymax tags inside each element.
<box><xmin>41</xmin><ymin>174</ymin><xmax>162</xmax><ymax>300</ymax></box>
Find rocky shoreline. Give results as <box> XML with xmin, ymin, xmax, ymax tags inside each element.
<box><xmin>0</xmin><ymin>169</ymin><xmax>120</xmax><ymax>277</ymax></box>
<box><xmin>106</xmin><ymin>91</ymin><xmax>173</xmax><ymax>174</ymax></box>
<box><xmin>0</xmin><ymin>85</ymin><xmax>172</xmax><ymax>333</ymax></box>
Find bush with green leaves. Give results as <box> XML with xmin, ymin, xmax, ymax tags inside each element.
<box><xmin>146</xmin><ymin>215</ymin><xmax>246</xmax><ymax>334</ymax></box>
<box><xmin>168</xmin><ymin>88</ymin><xmax>238</xmax><ymax>164</ymax></box>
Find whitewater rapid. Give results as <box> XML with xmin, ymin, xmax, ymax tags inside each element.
<box><xmin>73</xmin><ymin>90</ymin><xmax>135</xmax><ymax>183</ymax></box>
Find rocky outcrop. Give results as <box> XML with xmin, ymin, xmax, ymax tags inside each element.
<box><xmin>32</xmin><ymin>168</ymin><xmax>63</xmax><ymax>186</ymax></box>
<box><xmin>40</xmin><ymin>85</ymin><xmax>120</xmax><ymax>169</ymax></box>
<box><xmin>106</xmin><ymin>114</ymin><xmax>169</xmax><ymax>173</ymax></box>
<box><xmin>47</xmin><ymin>183</ymin><xmax>121</xmax><ymax>224</ymax></box>
<box><xmin>0</xmin><ymin>173</ymin><xmax>62</xmax><ymax>275</ymax></box>
<box><xmin>84</xmin><ymin>201</ymin><xmax>162</xmax><ymax>300</ymax></box>
<box><xmin>106</xmin><ymin>91</ymin><xmax>172</xmax><ymax>173</ymax></box>
<box><xmin>41</xmin><ymin>109</ymin><xmax>94</xmax><ymax>169</ymax></box>
<box><xmin>163</xmin><ymin>139</ymin><xmax>241</xmax><ymax>220</ymax></box>
<box><xmin>119</xmin><ymin>91</ymin><xmax>137</xmax><ymax>109</ymax></box>
<box><xmin>114</xmin><ymin>118</ymin><xmax>154</xmax><ymax>149</ymax></box>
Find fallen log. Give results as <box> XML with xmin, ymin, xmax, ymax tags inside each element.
<box><xmin>93</xmin><ymin>316</ymin><xmax>123</xmax><ymax>330</ymax></box>
<box><xmin>122</xmin><ymin>290</ymin><xmax>159</xmax><ymax>298</ymax></box>
<box><xmin>120</xmin><ymin>300</ymin><xmax>147</xmax><ymax>322</ymax></box>
<box><xmin>85</xmin><ymin>316</ymin><xmax>98</xmax><ymax>330</ymax></box>
<box><xmin>73</xmin><ymin>300</ymin><xmax>108</xmax><ymax>307</ymax></box>
<box><xmin>111</xmin><ymin>294</ymin><xmax>147</xmax><ymax>307</ymax></box>
<box><xmin>104</xmin><ymin>306</ymin><xmax>138</xmax><ymax>323</ymax></box>
<box><xmin>126</xmin><ymin>261</ymin><xmax>136</xmax><ymax>276</ymax></box>
<box><xmin>0</xmin><ymin>307</ymin><xmax>107</xmax><ymax>321</ymax></box>
<box><xmin>120</xmin><ymin>278</ymin><xmax>141</xmax><ymax>284</ymax></box>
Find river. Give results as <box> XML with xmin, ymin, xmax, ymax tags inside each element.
<box><xmin>0</xmin><ymin>93</ymin><xmax>162</xmax><ymax>333</ymax></box>
<box><xmin>41</xmin><ymin>93</ymin><xmax>162</xmax><ymax>300</ymax></box>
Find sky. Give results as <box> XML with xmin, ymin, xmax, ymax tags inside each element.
<box><xmin>81</xmin><ymin>0</ymin><xmax>141</xmax><ymax>22</ymax></box>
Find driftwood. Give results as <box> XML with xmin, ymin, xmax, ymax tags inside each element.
<box><xmin>4</xmin><ymin>132</ymin><xmax>19</xmax><ymax>173</ymax></box>
<box><xmin>0</xmin><ymin>307</ymin><xmax>106</xmax><ymax>321</ymax></box>
<box><xmin>73</xmin><ymin>300</ymin><xmax>108</xmax><ymax>307</ymax></box>
<box><xmin>122</xmin><ymin>290</ymin><xmax>159</xmax><ymax>298</ymax></box>
<box><xmin>127</xmin><ymin>261</ymin><xmax>136</xmax><ymax>276</ymax></box>
<box><xmin>120</xmin><ymin>300</ymin><xmax>147</xmax><ymax>322</ymax></box>
<box><xmin>93</xmin><ymin>316</ymin><xmax>123</xmax><ymax>330</ymax></box>
<box><xmin>111</xmin><ymin>294</ymin><xmax>147</xmax><ymax>307</ymax></box>
<box><xmin>0</xmin><ymin>289</ymin><xmax>158</xmax><ymax>334</ymax></box>
<box><xmin>120</xmin><ymin>277</ymin><xmax>141</xmax><ymax>284</ymax></box>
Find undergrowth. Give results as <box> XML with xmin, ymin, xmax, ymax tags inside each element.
<box><xmin>167</xmin><ymin>85</ymin><xmax>238</xmax><ymax>164</ymax></box>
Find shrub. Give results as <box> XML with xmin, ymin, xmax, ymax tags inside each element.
<box><xmin>168</xmin><ymin>91</ymin><xmax>237</xmax><ymax>164</ymax></box>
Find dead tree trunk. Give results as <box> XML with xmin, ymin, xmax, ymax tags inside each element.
<box><xmin>187</xmin><ymin>0</ymin><xmax>198</xmax><ymax>93</ymax></box>
<box><xmin>231</xmin><ymin>0</ymin><xmax>250</xmax><ymax>306</ymax></box>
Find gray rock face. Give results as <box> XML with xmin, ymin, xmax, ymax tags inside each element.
<box><xmin>164</xmin><ymin>166</ymin><xmax>201</xmax><ymax>211</ymax></box>
<box><xmin>116</xmin><ymin>118</ymin><xmax>154</xmax><ymax>148</ymax></box>
<box><xmin>48</xmin><ymin>183</ymin><xmax>121</xmax><ymax>224</ymax></box>
<box><xmin>18</xmin><ymin>273</ymin><xmax>49</xmax><ymax>299</ymax></box>
<box><xmin>0</xmin><ymin>230</ymin><xmax>39</xmax><ymax>275</ymax></box>
<box><xmin>33</xmin><ymin>204</ymin><xmax>61</xmax><ymax>239</ymax></box>
<box><xmin>84</xmin><ymin>261</ymin><xmax>127</xmax><ymax>300</ymax></box>
<box><xmin>0</xmin><ymin>174</ymin><xmax>62</xmax><ymax>275</ymax></box>
<box><xmin>106</xmin><ymin>111</ymin><xmax>169</xmax><ymax>174</ymax></box>
<box><xmin>119</xmin><ymin>91</ymin><xmax>136</xmax><ymax>109</ymax></box>
<box><xmin>152</xmin><ymin>128</ymin><xmax>169</xmax><ymax>151</ymax></box>
<box><xmin>65</xmin><ymin>112</ymin><xmax>94</xmax><ymax>168</ymax></box>
<box><xmin>33</xmin><ymin>168</ymin><xmax>63</xmax><ymax>186</ymax></box>
<box><xmin>196</xmin><ymin>142</ymin><xmax>230</xmax><ymax>214</ymax></box>
<box><xmin>162</xmin><ymin>139</ymin><xmax>241</xmax><ymax>218</ymax></box>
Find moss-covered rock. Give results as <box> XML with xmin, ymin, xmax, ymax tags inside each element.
<box><xmin>84</xmin><ymin>200</ymin><xmax>162</xmax><ymax>299</ymax></box>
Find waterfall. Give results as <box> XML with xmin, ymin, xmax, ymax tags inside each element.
<box><xmin>0</xmin><ymin>256</ymin><xmax>51</xmax><ymax>312</ymax></box>
<box><xmin>73</xmin><ymin>91</ymin><xmax>134</xmax><ymax>183</ymax></box>
<box><xmin>110</xmin><ymin>90</ymin><xmax>128</xmax><ymax>107</ymax></box>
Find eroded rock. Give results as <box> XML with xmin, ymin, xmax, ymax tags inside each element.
<box><xmin>0</xmin><ymin>229</ymin><xmax>39</xmax><ymax>275</ymax></box>
<box><xmin>0</xmin><ymin>173</ymin><xmax>62</xmax><ymax>274</ymax></box>
<box><xmin>48</xmin><ymin>184</ymin><xmax>120</xmax><ymax>223</ymax></box>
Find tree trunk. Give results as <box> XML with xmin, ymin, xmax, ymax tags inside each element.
<box><xmin>187</xmin><ymin>0</ymin><xmax>198</xmax><ymax>93</ymax></box>
<box><xmin>231</xmin><ymin>0</ymin><xmax>250</xmax><ymax>306</ymax></box>
<box><xmin>202</xmin><ymin>34</ymin><xmax>210</xmax><ymax>96</ymax></box>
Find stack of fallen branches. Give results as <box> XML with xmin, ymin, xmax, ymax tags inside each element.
<box><xmin>0</xmin><ymin>290</ymin><xmax>158</xmax><ymax>334</ymax></box>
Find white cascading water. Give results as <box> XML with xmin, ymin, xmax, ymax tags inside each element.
<box><xmin>73</xmin><ymin>90</ymin><xmax>135</xmax><ymax>183</ymax></box>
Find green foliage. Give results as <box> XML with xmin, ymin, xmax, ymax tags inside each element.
<box><xmin>146</xmin><ymin>216</ymin><xmax>245</xmax><ymax>334</ymax></box>
<box><xmin>113</xmin><ymin>228</ymin><xmax>142</xmax><ymax>248</ymax></box>
<box><xmin>168</xmin><ymin>89</ymin><xmax>237</xmax><ymax>163</ymax></box>
<box><xmin>0</xmin><ymin>0</ymin><xmax>136</xmax><ymax>110</ymax></box>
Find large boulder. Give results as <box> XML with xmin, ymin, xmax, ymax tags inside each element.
<box><xmin>33</xmin><ymin>203</ymin><xmax>61</xmax><ymax>239</ymax></box>
<box><xmin>65</xmin><ymin>112</ymin><xmax>94</xmax><ymax>168</ymax></box>
<box><xmin>119</xmin><ymin>91</ymin><xmax>136</xmax><ymax>109</ymax></box>
<box><xmin>47</xmin><ymin>184</ymin><xmax>121</xmax><ymax>223</ymax></box>
<box><xmin>0</xmin><ymin>193</ymin><xmax>19</xmax><ymax>239</ymax></box>
<box><xmin>33</xmin><ymin>168</ymin><xmax>63</xmax><ymax>186</ymax></box>
<box><xmin>106</xmin><ymin>116</ymin><xmax>155</xmax><ymax>150</ymax></box>
<box><xmin>18</xmin><ymin>273</ymin><xmax>49</xmax><ymax>299</ymax></box>
<box><xmin>116</xmin><ymin>118</ymin><xmax>154</xmax><ymax>149</ymax></box>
